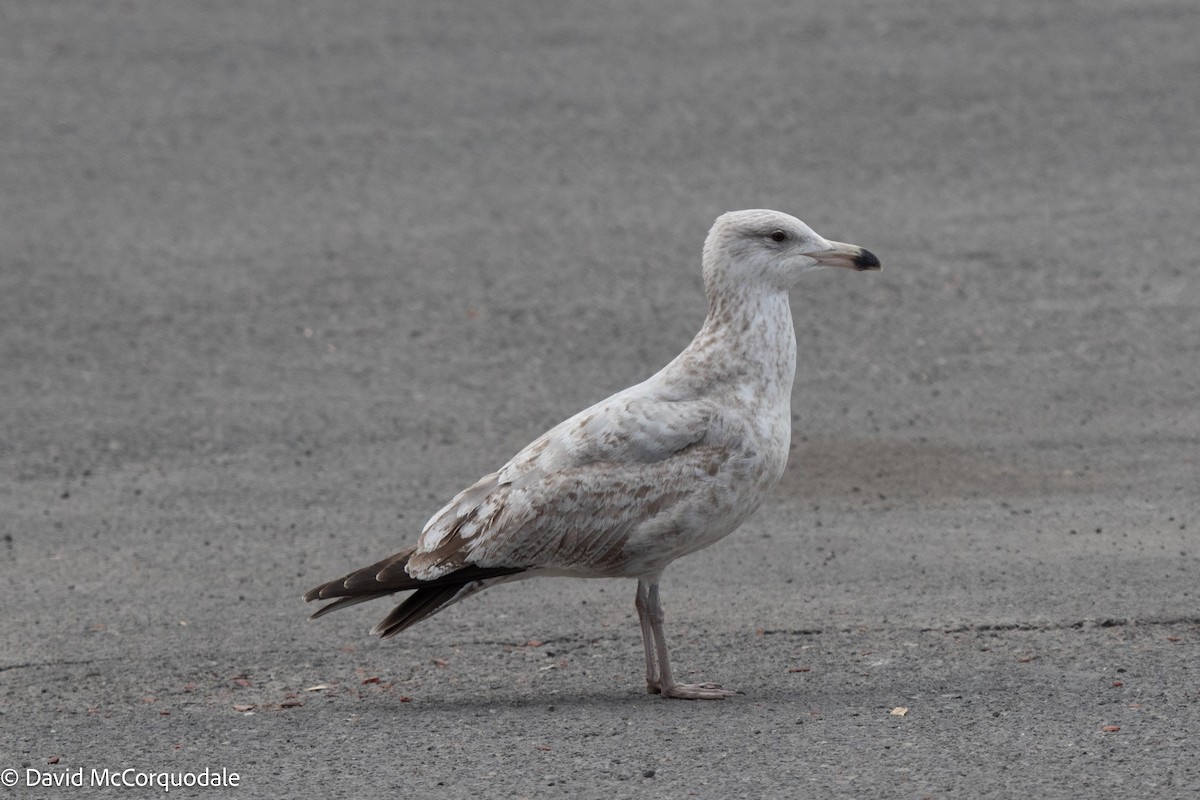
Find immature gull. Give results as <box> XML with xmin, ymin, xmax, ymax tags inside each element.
<box><xmin>305</xmin><ymin>209</ymin><xmax>880</xmax><ymax>699</ymax></box>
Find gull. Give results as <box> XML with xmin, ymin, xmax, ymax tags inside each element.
<box><xmin>305</xmin><ymin>209</ymin><xmax>880</xmax><ymax>699</ymax></box>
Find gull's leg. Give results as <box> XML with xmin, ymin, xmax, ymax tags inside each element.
<box><xmin>635</xmin><ymin>579</ymin><xmax>660</xmax><ymax>694</ymax></box>
<box><xmin>645</xmin><ymin>580</ymin><xmax>737</xmax><ymax>700</ymax></box>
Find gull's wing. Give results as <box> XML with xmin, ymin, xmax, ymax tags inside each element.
<box><xmin>408</xmin><ymin>443</ymin><xmax>733</xmax><ymax>579</ymax></box>
<box><xmin>407</xmin><ymin>386</ymin><xmax>736</xmax><ymax>579</ymax></box>
<box><xmin>498</xmin><ymin>384</ymin><xmax>717</xmax><ymax>486</ymax></box>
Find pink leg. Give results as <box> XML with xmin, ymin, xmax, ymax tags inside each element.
<box><xmin>643</xmin><ymin>579</ymin><xmax>736</xmax><ymax>700</ymax></box>
<box><xmin>635</xmin><ymin>579</ymin><xmax>660</xmax><ymax>693</ymax></box>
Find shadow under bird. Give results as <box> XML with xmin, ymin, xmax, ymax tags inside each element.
<box><xmin>306</xmin><ymin>208</ymin><xmax>880</xmax><ymax>699</ymax></box>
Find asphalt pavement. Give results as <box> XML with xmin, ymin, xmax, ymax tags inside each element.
<box><xmin>2</xmin><ymin>1</ymin><xmax>1197</xmax><ymax>797</ymax></box>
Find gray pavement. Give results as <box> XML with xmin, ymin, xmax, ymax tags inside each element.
<box><xmin>2</xmin><ymin>1</ymin><xmax>1198</xmax><ymax>797</ymax></box>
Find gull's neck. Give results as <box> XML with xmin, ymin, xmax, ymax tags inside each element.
<box><xmin>662</xmin><ymin>283</ymin><xmax>797</xmax><ymax>403</ymax></box>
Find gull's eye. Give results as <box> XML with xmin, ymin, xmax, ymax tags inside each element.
<box><xmin>769</xmin><ymin>229</ymin><xmax>788</xmax><ymax>243</ymax></box>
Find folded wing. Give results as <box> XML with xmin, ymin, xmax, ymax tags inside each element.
<box><xmin>409</xmin><ymin>389</ymin><xmax>730</xmax><ymax>579</ymax></box>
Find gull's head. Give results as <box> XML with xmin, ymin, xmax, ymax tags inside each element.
<box><xmin>702</xmin><ymin>209</ymin><xmax>880</xmax><ymax>293</ymax></box>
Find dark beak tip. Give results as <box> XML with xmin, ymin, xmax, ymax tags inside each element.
<box><xmin>853</xmin><ymin>248</ymin><xmax>881</xmax><ymax>271</ymax></box>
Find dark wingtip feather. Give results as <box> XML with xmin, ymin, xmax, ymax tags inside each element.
<box><xmin>303</xmin><ymin>579</ymin><xmax>346</xmax><ymax>602</ymax></box>
<box><xmin>308</xmin><ymin>591</ymin><xmax>394</xmax><ymax>620</ymax></box>
<box><xmin>305</xmin><ymin>545</ymin><xmax>527</xmax><ymax>633</ymax></box>
<box><xmin>306</xmin><ymin>548</ymin><xmax>419</xmax><ymax>601</ymax></box>
<box><xmin>371</xmin><ymin>585</ymin><xmax>463</xmax><ymax>638</ymax></box>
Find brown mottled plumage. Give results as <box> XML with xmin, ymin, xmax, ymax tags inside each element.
<box><xmin>306</xmin><ymin>209</ymin><xmax>880</xmax><ymax>699</ymax></box>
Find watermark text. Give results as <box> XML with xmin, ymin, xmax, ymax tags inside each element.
<box><xmin>2</xmin><ymin>766</ymin><xmax>240</xmax><ymax>792</ymax></box>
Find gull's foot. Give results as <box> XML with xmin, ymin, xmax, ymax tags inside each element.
<box><xmin>661</xmin><ymin>682</ymin><xmax>739</xmax><ymax>700</ymax></box>
<box><xmin>646</xmin><ymin>680</ymin><xmax>662</xmax><ymax>695</ymax></box>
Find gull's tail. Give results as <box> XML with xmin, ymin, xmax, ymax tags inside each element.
<box><xmin>304</xmin><ymin>548</ymin><xmax>525</xmax><ymax>638</ymax></box>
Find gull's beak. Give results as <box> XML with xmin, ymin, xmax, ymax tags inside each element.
<box><xmin>812</xmin><ymin>240</ymin><xmax>881</xmax><ymax>272</ymax></box>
